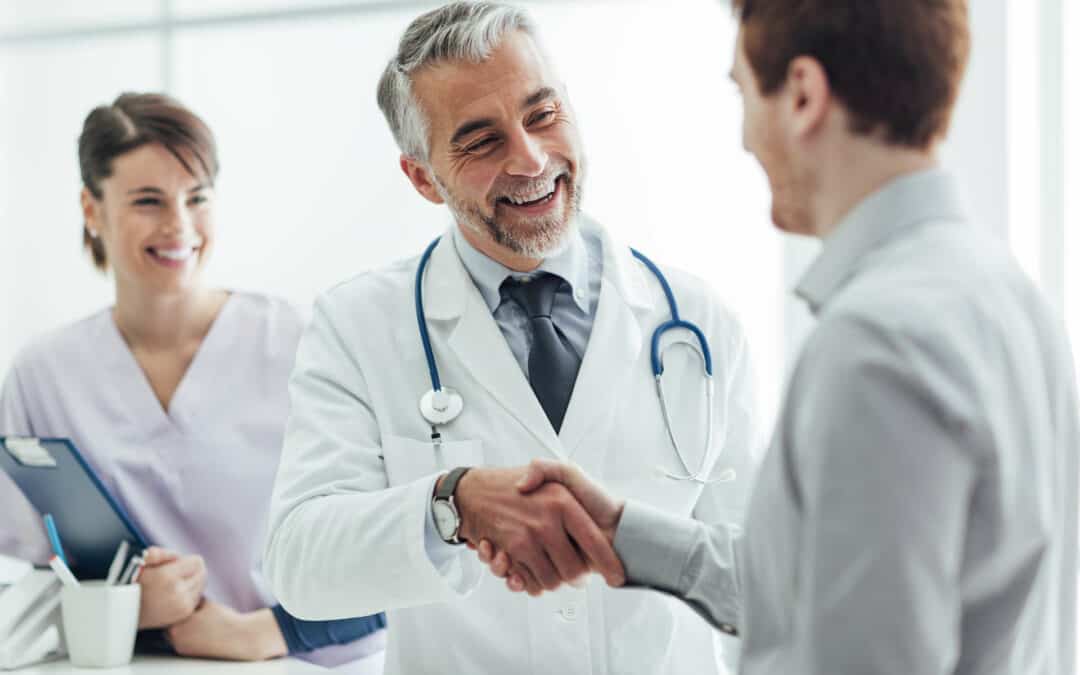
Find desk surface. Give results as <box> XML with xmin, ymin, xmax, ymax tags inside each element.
<box><xmin>13</xmin><ymin>654</ymin><xmax>357</xmax><ymax>674</ymax></box>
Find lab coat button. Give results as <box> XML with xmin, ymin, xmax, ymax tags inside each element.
<box><xmin>719</xmin><ymin>623</ymin><xmax>737</xmax><ymax>636</ymax></box>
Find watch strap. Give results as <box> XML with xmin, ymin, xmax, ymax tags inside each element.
<box><xmin>435</xmin><ymin>466</ymin><xmax>471</xmax><ymax>501</ymax></box>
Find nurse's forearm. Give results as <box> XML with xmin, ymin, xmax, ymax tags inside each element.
<box><xmin>614</xmin><ymin>500</ymin><xmax>741</xmax><ymax>636</ymax></box>
<box><xmin>244</xmin><ymin>609</ymin><xmax>289</xmax><ymax>660</ymax></box>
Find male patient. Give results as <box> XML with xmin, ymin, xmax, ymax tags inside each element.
<box><xmin>479</xmin><ymin>1</ymin><xmax>1080</xmax><ymax>673</ymax></box>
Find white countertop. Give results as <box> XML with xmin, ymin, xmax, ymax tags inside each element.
<box><xmin>11</xmin><ymin>652</ymin><xmax>386</xmax><ymax>674</ymax></box>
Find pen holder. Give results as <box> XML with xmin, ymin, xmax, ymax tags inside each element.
<box><xmin>60</xmin><ymin>581</ymin><xmax>140</xmax><ymax>668</ymax></box>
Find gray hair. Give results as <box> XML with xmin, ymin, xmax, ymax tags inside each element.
<box><xmin>377</xmin><ymin>1</ymin><xmax>539</xmax><ymax>161</ymax></box>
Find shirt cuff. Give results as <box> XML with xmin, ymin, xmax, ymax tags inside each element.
<box><xmin>423</xmin><ymin>474</ymin><xmax>464</xmax><ymax>573</ymax></box>
<box><xmin>613</xmin><ymin>499</ymin><xmax>701</xmax><ymax>595</ymax></box>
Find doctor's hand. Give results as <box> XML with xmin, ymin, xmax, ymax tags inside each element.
<box><xmin>447</xmin><ymin>466</ymin><xmax>625</xmax><ymax>596</ymax></box>
<box><xmin>475</xmin><ymin>460</ymin><xmax>626</xmax><ymax>594</ymax></box>
<box><xmin>167</xmin><ymin>600</ymin><xmax>288</xmax><ymax>661</ymax></box>
<box><xmin>136</xmin><ymin>547</ymin><xmax>208</xmax><ymax>629</ymax></box>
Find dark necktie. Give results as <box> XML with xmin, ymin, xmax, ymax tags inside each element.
<box><xmin>502</xmin><ymin>274</ymin><xmax>582</xmax><ymax>432</ymax></box>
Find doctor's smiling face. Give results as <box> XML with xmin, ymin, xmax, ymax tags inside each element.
<box><xmin>401</xmin><ymin>30</ymin><xmax>585</xmax><ymax>268</ymax></box>
<box><xmin>81</xmin><ymin>143</ymin><xmax>215</xmax><ymax>295</ymax></box>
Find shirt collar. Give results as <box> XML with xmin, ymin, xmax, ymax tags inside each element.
<box><xmin>452</xmin><ymin>223</ymin><xmax>590</xmax><ymax>313</ymax></box>
<box><xmin>795</xmin><ymin>167</ymin><xmax>968</xmax><ymax>315</ymax></box>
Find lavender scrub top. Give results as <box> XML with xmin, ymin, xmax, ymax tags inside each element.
<box><xmin>0</xmin><ymin>292</ymin><xmax>385</xmax><ymax>668</ymax></box>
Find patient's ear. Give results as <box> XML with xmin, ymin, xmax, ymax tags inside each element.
<box><xmin>400</xmin><ymin>156</ymin><xmax>445</xmax><ymax>205</ymax></box>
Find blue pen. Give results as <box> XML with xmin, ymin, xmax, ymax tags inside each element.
<box><xmin>43</xmin><ymin>513</ymin><xmax>67</xmax><ymax>565</ymax></box>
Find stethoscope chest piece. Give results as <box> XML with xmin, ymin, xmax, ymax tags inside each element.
<box><xmin>420</xmin><ymin>387</ymin><xmax>463</xmax><ymax>426</ymax></box>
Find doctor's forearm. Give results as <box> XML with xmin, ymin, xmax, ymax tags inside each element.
<box><xmin>266</xmin><ymin>474</ymin><xmax>481</xmax><ymax>619</ymax></box>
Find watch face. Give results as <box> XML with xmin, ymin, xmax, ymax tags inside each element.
<box><xmin>433</xmin><ymin>500</ymin><xmax>459</xmax><ymax>540</ymax></box>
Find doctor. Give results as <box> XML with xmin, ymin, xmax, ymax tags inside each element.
<box><xmin>263</xmin><ymin>2</ymin><xmax>757</xmax><ymax>674</ymax></box>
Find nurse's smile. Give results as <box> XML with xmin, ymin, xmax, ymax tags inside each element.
<box><xmin>146</xmin><ymin>242</ymin><xmax>201</xmax><ymax>269</ymax></box>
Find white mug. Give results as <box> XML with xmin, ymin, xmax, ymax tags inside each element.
<box><xmin>60</xmin><ymin>581</ymin><xmax>140</xmax><ymax>668</ymax></box>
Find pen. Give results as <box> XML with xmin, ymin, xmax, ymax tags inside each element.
<box><xmin>49</xmin><ymin>554</ymin><xmax>80</xmax><ymax>588</ymax></box>
<box><xmin>119</xmin><ymin>554</ymin><xmax>145</xmax><ymax>585</ymax></box>
<box><xmin>105</xmin><ymin>540</ymin><xmax>130</xmax><ymax>586</ymax></box>
<box><xmin>130</xmin><ymin>557</ymin><xmax>146</xmax><ymax>584</ymax></box>
<box><xmin>43</xmin><ymin>514</ymin><xmax>67</xmax><ymax>565</ymax></box>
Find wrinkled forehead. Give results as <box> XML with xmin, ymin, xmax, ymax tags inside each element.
<box><xmin>411</xmin><ymin>31</ymin><xmax>562</xmax><ymax>143</ymax></box>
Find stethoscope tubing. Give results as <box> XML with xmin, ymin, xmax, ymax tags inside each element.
<box><xmin>415</xmin><ymin>236</ymin><xmax>726</xmax><ymax>484</ymax></box>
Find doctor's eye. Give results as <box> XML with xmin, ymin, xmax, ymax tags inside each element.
<box><xmin>188</xmin><ymin>194</ymin><xmax>209</xmax><ymax>205</ymax></box>
<box><xmin>465</xmin><ymin>136</ymin><xmax>500</xmax><ymax>154</ymax></box>
<box><xmin>528</xmin><ymin>108</ymin><xmax>558</xmax><ymax>127</ymax></box>
<box><xmin>133</xmin><ymin>198</ymin><xmax>162</xmax><ymax>207</ymax></box>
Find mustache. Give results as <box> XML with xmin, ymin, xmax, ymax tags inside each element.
<box><xmin>489</xmin><ymin>163</ymin><xmax>571</xmax><ymax>203</ymax></box>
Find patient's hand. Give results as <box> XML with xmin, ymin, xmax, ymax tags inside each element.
<box><xmin>167</xmin><ymin>600</ymin><xmax>288</xmax><ymax>661</ymax></box>
<box><xmin>136</xmin><ymin>547</ymin><xmax>207</xmax><ymax>629</ymax></box>
<box><xmin>474</xmin><ymin>460</ymin><xmax>627</xmax><ymax>593</ymax></box>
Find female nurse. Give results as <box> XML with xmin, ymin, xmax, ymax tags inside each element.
<box><xmin>0</xmin><ymin>92</ymin><xmax>385</xmax><ymax>668</ymax></box>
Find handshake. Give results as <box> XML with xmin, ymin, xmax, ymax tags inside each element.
<box><xmin>440</xmin><ymin>460</ymin><xmax>628</xmax><ymax>595</ymax></box>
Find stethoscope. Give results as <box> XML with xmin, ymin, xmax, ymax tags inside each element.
<box><xmin>415</xmin><ymin>236</ymin><xmax>732</xmax><ymax>484</ymax></box>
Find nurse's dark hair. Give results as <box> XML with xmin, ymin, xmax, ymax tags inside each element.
<box><xmin>730</xmin><ymin>0</ymin><xmax>970</xmax><ymax>149</ymax></box>
<box><xmin>78</xmin><ymin>92</ymin><xmax>219</xmax><ymax>271</ymax></box>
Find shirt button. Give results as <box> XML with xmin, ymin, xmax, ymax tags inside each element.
<box><xmin>559</xmin><ymin>605</ymin><xmax>578</xmax><ymax>622</ymax></box>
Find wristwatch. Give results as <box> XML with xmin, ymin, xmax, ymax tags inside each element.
<box><xmin>432</xmin><ymin>467</ymin><xmax>471</xmax><ymax>545</ymax></box>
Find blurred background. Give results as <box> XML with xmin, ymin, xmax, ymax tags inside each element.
<box><xmin>0</xmin><ymin>0</ymin><xmax>1075</xmax><ymax>433</ymax></box>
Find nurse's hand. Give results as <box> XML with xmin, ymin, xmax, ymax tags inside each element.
<box><xmin>136</xmin><ymin>547</ymin><xmax>208</xmax><ymax>629</ymax></box>
<box><xmin>167</xmin><ymin>601</ymin><xmax>288</xmax><ymax>661</ymax></box>
<box><xmin>448</xmin><ymin>467</ymin><xmax>625</xmax><ymax>596</ymax></box>
<box><xmin>476</xmin><ymin>460</ymin><xmax>626</xmax><ymax>594</ymax></box>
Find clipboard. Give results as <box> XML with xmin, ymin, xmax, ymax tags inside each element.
<box><xmin>0</xmin><ymin>437</ymin><xmax>148</xmax><ymax>580</ymax></box>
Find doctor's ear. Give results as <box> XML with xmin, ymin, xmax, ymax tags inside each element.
<box><xmin>400</xmin><ymin>155</ymin><xmax>446</xmax><ymax>206</ymax></box>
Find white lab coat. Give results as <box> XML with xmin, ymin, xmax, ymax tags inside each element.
<box><xmin>264</xmin><ymin>221</ymin><xmax>758</xmax><ymax>675</ymax></box>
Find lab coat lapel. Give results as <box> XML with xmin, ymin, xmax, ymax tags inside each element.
<box><xmin>424</xmin><ymin>234</ymin><xmax>566</xmax><ymax>460</ymax></box>
<box><xmin>558</xmin><ymin>228</ymin><xmax>652</xmax><ymax>459</ymax></box>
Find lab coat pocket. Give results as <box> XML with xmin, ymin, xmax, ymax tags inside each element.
<box><xmin>382</xmin><ymin>435</ymin><xmax>484</xmax><ymax>487</ymax></box>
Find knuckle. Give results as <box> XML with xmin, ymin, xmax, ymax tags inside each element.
<box><xmin>170</xmin><ymin>580</ymin><xmax>187</xmax><ymax>598</ymax></box>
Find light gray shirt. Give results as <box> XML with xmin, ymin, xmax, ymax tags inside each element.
<box><xmin>425</xmin><ymin>223</ymin><xmax>603</xmax><ymax>563</ymax></box>
<box><xmin>614</xmin><ymin>169</ymin><xmax>1079</xmax><ymax>674</ymax></box>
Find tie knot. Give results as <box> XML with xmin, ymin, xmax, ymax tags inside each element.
<box><xmin>502</xmin><ymin>273</ymin><xmax>564</xmax><ymax>319</ymax></box>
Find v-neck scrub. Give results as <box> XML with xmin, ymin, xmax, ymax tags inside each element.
<box><xmin>0</xmin><ymin>292</ymin><xmax>385</xmax><ymax>666</ymax></box>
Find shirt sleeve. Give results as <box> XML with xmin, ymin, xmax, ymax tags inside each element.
<box><xmin>270</xmin><ymin>605</ymin><xmax>386</xmax><ymax>654</ymax></box>
<box><xmin>784</xmin><ymin>316</ymin><xmax>976</xmax><ymax>674</ymax></box>
<box><xmin>263</xmin><ymin>296</ymin><xmax>480</xmax><ymax>621</ymax></box>
<box><xmin>614</xmin><ymin>499</ymin><xmax>741</xmax><ymax>636</ymax></box>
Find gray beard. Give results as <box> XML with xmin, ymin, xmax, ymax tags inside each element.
<box><xmin>435</xmin><ymin>175</ymin><xmax>584</xmax><ymax>260</ymax></box>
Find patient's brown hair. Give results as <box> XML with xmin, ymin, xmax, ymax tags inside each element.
<box><xmin>732</xmin><ymin>0</ymin><xmax>970</xmax><ymax>149</ymax></box>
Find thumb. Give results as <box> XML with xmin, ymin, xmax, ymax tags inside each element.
<box><xmin>142</xmin><ymin>546</ymin><xmax>179</xmax><ymax>566</ymax></box>
<box><xmin>516</xmin><ymin>459</ymin><xmax>564</xmax><ymax>494</ymax></box>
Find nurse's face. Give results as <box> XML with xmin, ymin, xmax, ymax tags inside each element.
<box><xmin>403</xmin><ymin>30</ymin><xmax>585</xmax><ymax>260</ymax></box>
<box><xmin>82</xmin><ymin>143</ymin><xmax>215</xmax><ymax>295</ymax></box>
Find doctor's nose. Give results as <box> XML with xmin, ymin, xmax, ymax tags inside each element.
<box><xmin>504</xmin><ymin>130</ymin><xmax>547</xmax><ymax>178</ymax></box>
